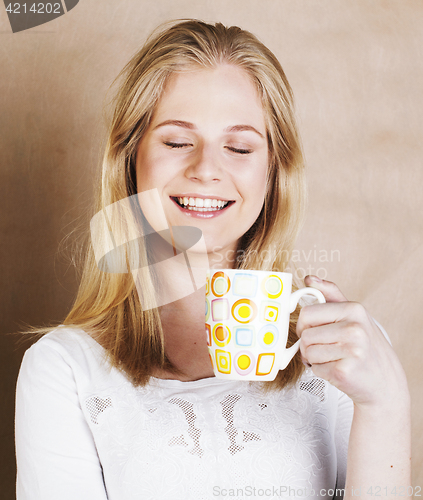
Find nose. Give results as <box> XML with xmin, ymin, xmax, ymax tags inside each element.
<box><xmin>184</xmin><ymin>143</ymin><xmax>222</xmax><ymax>183</ymax></box>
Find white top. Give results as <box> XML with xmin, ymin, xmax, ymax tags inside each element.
<box><xmin>15</xmin><ymin>326</ymin><xmax>356</xmax><ymax>500</ymax></box>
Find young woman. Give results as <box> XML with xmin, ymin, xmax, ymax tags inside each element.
<box><xmin>15</xmin><ymin>19</ymin><xmax>411</xmax><ymax>499</ymax></box>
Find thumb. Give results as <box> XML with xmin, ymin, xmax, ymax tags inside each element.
<box><xmin>304</xmin><ymin>275</ymin><xmax>348</xmax><ymax>303</ymax></box>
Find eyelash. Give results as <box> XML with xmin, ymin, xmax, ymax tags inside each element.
<box><xmin>163</xmin><ymin>142</ymin><xmax>252</xmax><ymax>155</ymax></box>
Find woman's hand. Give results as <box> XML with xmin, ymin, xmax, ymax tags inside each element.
<box><xmin>297</xmin><ymin>275</ymin><xmax>409</xmax><ymax>410</ymax></box>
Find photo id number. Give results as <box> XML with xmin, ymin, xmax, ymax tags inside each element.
<box><xmin>365</xmin><ymin>485</ymin><xmax>421</xmax><ymax>496</ymax></box>
<box><xmin>6</xmin><ymin>3</ymin><xmax>62</xmax><ymax>14</ymax></box>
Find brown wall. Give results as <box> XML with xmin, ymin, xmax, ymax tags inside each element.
<box><xmin>1</xmin><ymin>1</ymin><xmax>422</xmax><ymax>497</ymax></box>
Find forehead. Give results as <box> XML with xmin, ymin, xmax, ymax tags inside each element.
<box><xmin>151</xmin><ymin>64</ymin><xmax>266</xmax><ymax>132</ymax></box>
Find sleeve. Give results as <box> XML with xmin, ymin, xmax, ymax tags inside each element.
<box><xmin>15</xmin><ymin>342</ymin><xmax>109</xmax><ymax>499</ymax></box>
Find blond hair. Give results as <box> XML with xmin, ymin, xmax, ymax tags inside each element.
<box><xmin>24</xmin><ymin>19</ymin><xmax>307</xmax><ymax>389</ymax></box>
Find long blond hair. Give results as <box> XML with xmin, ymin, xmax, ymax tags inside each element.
<box><xmin>25</xmin><ymin>19</ymin><xmax>307</xmax><ymax>389</ymax></box>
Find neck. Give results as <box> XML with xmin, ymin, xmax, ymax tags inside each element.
<box><xmin>146</xmin><ymin>239</ymin><xmax>238</xmax><ymax>381</ymax></box>
<box><xmin>156</xmin><ymin>286</ymin><xmax>215</xmax><ymax>381</ymax></box>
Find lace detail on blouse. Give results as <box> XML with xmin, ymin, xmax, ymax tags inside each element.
<box><xmin>86</xmin><ymin>396</ymin><xmax>113</xmax><ymax>425</ymax></box>
<box><xmin>85</xmin><ymin>370</ymin><xmax>338</xmax><ymax>499</ymax></box>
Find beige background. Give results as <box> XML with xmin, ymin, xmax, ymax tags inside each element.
<box><xmin>1</xmin><ymin>0</ymin><xmax>422</xmax><ymax>497</ymax></box>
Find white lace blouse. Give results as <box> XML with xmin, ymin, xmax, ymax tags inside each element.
<box><xmin>15</xmin><ymin>326</ymin><xmax>355</xmax><ymax>499</ymax></box>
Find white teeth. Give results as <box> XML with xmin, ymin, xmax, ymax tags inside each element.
<box><xmin>174</xmin><ymin>196</ymin><xmax>231</xmax><ymax>211</ymax></box>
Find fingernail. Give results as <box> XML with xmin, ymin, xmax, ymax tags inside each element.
<box><xmin>308</xmin><ymin>275</ymin><xmax>322</xmax><ymax>283</ymax></box>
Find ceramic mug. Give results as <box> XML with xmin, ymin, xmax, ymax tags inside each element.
<box><xmin>205</xmin><ymin>269</ymin><xmax>326</xmax><ymax>381</ymax></box>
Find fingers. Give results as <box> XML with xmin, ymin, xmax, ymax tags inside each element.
<box><xmin>300</xmin><ymin>321</ymin><xmax>353</xmax><ymax>345</ymax></box>
<box><xmin>297</xmin><ymin>301</ymin><xmax>369</xmax><ymax>335</ymax></box>
<box><xmin>300</xmin><ymin>322</ymin><xmax>368</xmax><ymax>365</ymax></box>
<box><xmin>304</xmin><ymin>276</ymin><xmax>348</xmax><ymax>303</ymax></box>
<box><xmin>300</xmin><ymin>329</ymin><xmax>366</xmax><ymax>394</ymax></box>
<box><xmin>300</xmin><ymin>343</ymin><xmax>345</xmax><ymax>365</ymax></box>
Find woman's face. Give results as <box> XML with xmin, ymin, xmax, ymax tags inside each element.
<box><xmin>136</xmin><ymin>64</ymin><xmax>269</xmax><ymax>265</ymax></box>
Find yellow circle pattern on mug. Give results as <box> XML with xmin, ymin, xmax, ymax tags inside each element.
<box><xmin>261</xmin><ymin>274</ymin><xmax>283</xmax><ymax>299</ymax></box>
<box><xmin>213</xmin><ymin>324</ymin><xmax>231</xmax><ymax>347</ymax></box>
<box><xmin>231</xmin><ymin>299</ymin><xmax>257</xmax><ymax>323</ymax></box>
<box><xmin>258</xmin><ymin>324</ymin><xmax>279</xmax><ymax>349</ymax></box>
<box><xmin>234</xmin><ymin>351</ymin><xmax>255</xmax><ymax>376</ymax></box>
<box><xmin>211</xmin><ymin>272</ymin><xmax>231</xmax><ymax>297</ymax></box>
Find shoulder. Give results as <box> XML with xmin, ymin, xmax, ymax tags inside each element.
<box><xmin>17</xmin><ymin>326</ymin><xmax>114</xmax><ymax>393</ymax></box>
<box><xmin>22</xmin><ymin>326</ymin><xmax>104</xmax><ymax>364</ymax></box>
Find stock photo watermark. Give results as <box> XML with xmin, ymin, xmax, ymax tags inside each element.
<box><xmin>213</xmin><ymin>244</ymin><xmax>341</xmax><ymax>281</ymax></box>
<box><xmin>3</xmin><ymin>0</ymin><xmax>79</xmax><ymax>33</ymax></box>
<box><xmin>212</xmin><ymin>485</ymin><xmax>421</xmax><ymax>498</ymax></box>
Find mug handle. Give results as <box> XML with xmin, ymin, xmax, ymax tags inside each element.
<box><xmin>279</xmin><ymin>287</ymin><xmax>326</xmax><ymax>370</ymax></box>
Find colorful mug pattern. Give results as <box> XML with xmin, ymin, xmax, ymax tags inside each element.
<box><xmin>206</xmin><ymin>270</ymin><xmax>325</xmax><ymax>381</ymax></box>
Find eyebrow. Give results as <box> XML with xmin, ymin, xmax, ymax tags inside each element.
<box><xmin>153</xmin><ymin>120</ymin><xmax>265</xmax><ymax>138</ymax></box>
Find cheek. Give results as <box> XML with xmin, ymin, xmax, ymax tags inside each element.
<box><xmin>136</xmin><ymin>148</ymin><xmax>168</xmax><ymax>193</ymax></box>
<box><xmin>242</xmin><ymin>163</ymin><xmax>268</xmax><ymax>206</ymax></box>
<box><xmin>135</xmin><ymin>147</ymin><xmax>171</xmax><ymax>232</ymax></box>
<box><xmin>250</xmin><ymin>190</ymin><xmax>266</xmax><ymax>221</ymax></box>
<box><xmin>246</xmin><ymin>164</ymin><xmax>268</xmax><ymax>221</ymax></box>
<box><xmin>136</xmin><ymin>188</ymin><xmax>169</xmax><ymax>234</ymax></box>
<box><xmin>136</xmin><ymin>165</ymin><xmax>156</xmax><ymax>193</ymax></box>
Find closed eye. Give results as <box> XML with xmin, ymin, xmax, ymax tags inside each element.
<box><xmin>164</xmin><ymin>142</ymin><xmax>252</xmax><ymax>154</ymax></box>
<box><xmin>164</xmin><ymin>142</ymin><xmax>192</xmax><ymax>149</ymax></box>
<box><xmin>226</xmin><ymin>146</ymin><xmax>253</xmax><ymax>155</ymax></box>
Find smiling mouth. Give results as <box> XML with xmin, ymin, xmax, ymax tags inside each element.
<box><xmin>170</xmin><ymin>196</ymin><xmax>235</xmax><ymax>212</ymax></box>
